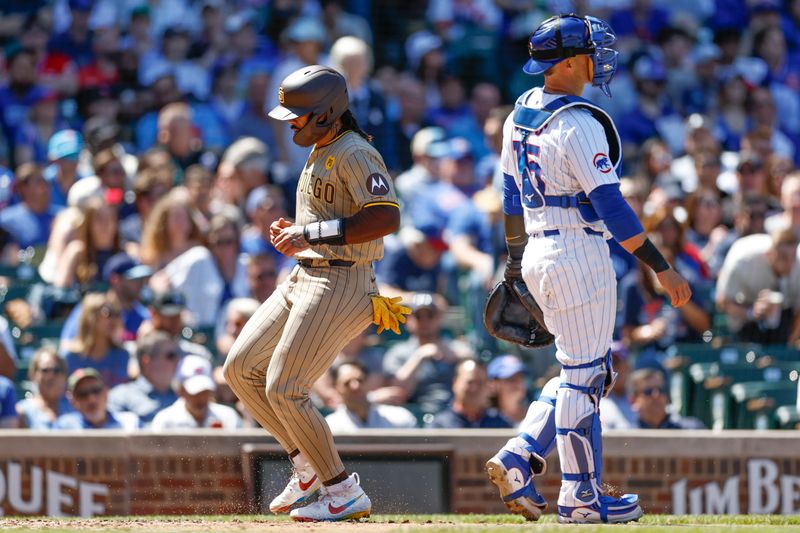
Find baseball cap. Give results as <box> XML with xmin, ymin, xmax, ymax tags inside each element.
<box><xmin>225</xmin><ymin>10</ymin><xmax>256</xmax><ymax>34</ymax></box>
<box><xmin>409</xmin><ymin>292</ymin><xmax>438</xmax><ymax>313</ymax></box>
<box><xmin>151</xmin><ymin>291</ymin><xmax>187</xmax><ymax>317</ymax></box>
<box><xmin>632</xmin><ymin>55</ymin><xmax>667</xmax><ymax>82</ymax></box>
<box><xmin>284</xmin><ymin>17</ymin><xmax>326</xmax><ymax>43</ymax></box>
<box><xmin>410</xmin><ymin>127</ymin><xmax>446</xmax><ymax>157</ymax></box>
<box><xmin>48</xmin><ymin>130</ymin><xmax>84</xmax><ymax>161</ymax></box>
<box><xmin>487</xmin><ymin>355</ymin><xmax>527</xmax><ymax>380</ymax></box>
<box><xmin>177</xmin><ymin>355</ymin><xmax>216</xmax><ymax>395</ymax></box>
<box><xmin>443</xmin><ymin>137</ymin><xmax>473</xmax><ymax>160</ymax></box>
<box><xmin>102</xmin><ymin>253</ymin><xmax>153</xmax><ymax>282</ymax></box>
<box><xmin>67</xmin><ymin>367</ymin><xmax>103</xmax><ymax>394</ymax></box>
<box><xmin>69</xmin><ymin>0</ymin><xmax>93</xmax><ymax>12</ymax></box>
<box><xmin>405</xmin><ymin>30</ymin><xmax>443</xmax><ymax>71</ymax></box>
<box><xmin>245</xmin><ymin>185</ymin><xmax>284</xmax><ymax>218</ymax></box>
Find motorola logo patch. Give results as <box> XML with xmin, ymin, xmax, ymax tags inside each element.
<box><xmin>367</xmin><ymin>173</ymin><xmax>389</xmax><ymax>195</ymax></box>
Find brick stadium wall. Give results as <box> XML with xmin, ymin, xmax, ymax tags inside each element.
<box><xmin>1</xmin><ymin>430</ymin><xmax>799</xmax><ymax>516</ymax></box>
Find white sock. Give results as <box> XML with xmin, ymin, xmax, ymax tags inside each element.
<box><xmin>290</xmin><ymin>453</ymin><xmax>310</xmax><ymax>469</ymax></box>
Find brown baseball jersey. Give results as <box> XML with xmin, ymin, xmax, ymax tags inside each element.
<box><xmin>223</xmin><ymin>128</ymin><xmax>397</xmax><ymax>483</ymax></box>
<box><xmin>295</xmin><ymin>130</ymin><xmax>398</xmax><ymax>263</ymax></box>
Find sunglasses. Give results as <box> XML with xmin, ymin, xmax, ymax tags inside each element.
<box><xmin>637</xmin><ymin>386</ymin><xmax>666</xmax><ymax>397</ymax></box>
<box><xmin>74</xmin><ymin>385</ymin><xmax>104</xmax><ymax>400</ymax></box>
<box><xmin>38</xmin><ymin>366</ymin><xmax>65</xmax><ymax>375</ymax></box>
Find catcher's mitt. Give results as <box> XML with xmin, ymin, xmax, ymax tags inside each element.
<box><xmin>484</xmin><ymin>279</ymin><xmax>554</xmax><ymax>348</ymax></box>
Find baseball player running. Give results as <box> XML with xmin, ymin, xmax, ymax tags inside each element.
<box><xmin>223</xmin><ymin>65</ymin><xmax>407</xmax><ymax>522</ymax></box>
<box><xmin>483</xmin><ymin>14</ymin><xmax>691</xmax><ymax>524</ymax></box>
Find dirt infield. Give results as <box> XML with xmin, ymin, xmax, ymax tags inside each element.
<box><xmin>0</xmin><ymin>517</ymin><xmax>526</xmax><ymax>533</ymax></box>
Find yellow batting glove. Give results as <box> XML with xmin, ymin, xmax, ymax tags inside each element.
<box><xmin>370</xmin><ymin>295</ymin><xmax>411</xmax><ymax>335</ymax></box>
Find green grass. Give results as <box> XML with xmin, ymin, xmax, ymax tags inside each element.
<box><xmin>1</xmin><ymin>514</ymin><xmax>799</xmax><ymax>532</ymax></box>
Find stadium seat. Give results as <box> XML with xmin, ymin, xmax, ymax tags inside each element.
<box><xmin>665</xmin><ymin>343</ymin><xmax>761</xmax><ymax>417</ymax></box>
<box><xmin>775</xmin><ymin>405</ymin><xmax>800</xmax><ymax>430</ymax></box>
<box><xmin>716</xmin><ymin>381</ymin><xmax>798</xmax><ymax>429</ymax></box>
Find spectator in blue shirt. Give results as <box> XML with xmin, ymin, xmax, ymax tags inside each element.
<box><xmin>108</xmin><ymin>331</ymin><xmax>180</xmax><ymax>426</ymax></box>
<box><xmin>0</xmin><ymin>375</ymin><xmax>18</xmax><ymax>428</ymax></box>
<box><xmin>48</xmin><ymin>0</ymin><xmax>95</xmax><ymax>68</ymax></box>
<box><xmin>0</xmin><ymin>48</ymin><xmax>50</xmax><ymax>166</ymax></box>
<box><xmin>60</xmin><ymin>253</ymin><xmax>152</xmax><ymax>349</ymax></box>
<box><xmin>427</xmin><ymin>359</ymin><xmax>512</xmax><ymax>429</ymax></box>
<box><xmin>63</xmin><ymin>293</ymin><xmax>132</xmax><ymax>388</ymax></box>
<box><xmin>377</xmin><ymin>223</ymin><xmax>446</xmax><ymax>297</ymax></box>
<box><xmin>16</xmin><ymin>346</ymin><xmax>74</xmax><ymax>429</ymax></box>
<box><xmin>0</xmin><ymin>163</ymin><xmax>61</xmax><ymax>250</ymax></box>
<box><xmin>54</xmin><ymin>368</ymin><xmax>139</xmax><ymax>430</ymax></box>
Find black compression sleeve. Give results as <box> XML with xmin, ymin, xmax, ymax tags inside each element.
<box><xmin>633</xmin><ymin>239</ymin><xmax>671</xmax><ymax>273</ymax></box>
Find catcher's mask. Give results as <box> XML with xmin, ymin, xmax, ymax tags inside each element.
<box><xmin>268</xmin><ymin>65</ymin><xmax>350</xmax><ymax>147</ymax></box>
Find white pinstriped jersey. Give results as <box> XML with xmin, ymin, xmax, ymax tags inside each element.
<box><xmin>500</xmin><ymin>87</ymin><xmax>620</xmax><ymax>235</ymax></box>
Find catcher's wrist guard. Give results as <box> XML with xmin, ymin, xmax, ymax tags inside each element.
<box><xmin>484</xmin><ymin>280</ymin><xmax>554</xmax><ymax>348</ymax></box>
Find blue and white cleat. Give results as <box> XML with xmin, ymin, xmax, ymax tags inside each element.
<box><xmin>557</xmin><ymin>494</ymin><xmax>644</xmax><ymax>523</ymax></box>
<box><xmin>290</xmin><ymin>473</ymin><xmax>371</xmax><ymax>522</ymax></box>
<box><xmin>269</xmin><ymin>462</ymin><xmax>321</xmax><ymax>514</ymax></box>
<box><xmin>485</xmin><ymin>450</ymin><xmax>547</xmax><ymax>521</ymax></box>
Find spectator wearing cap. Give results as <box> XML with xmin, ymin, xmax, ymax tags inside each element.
<box><xmin>108</xmin><ymin>331</ymin><xmax>180</xmax><ymax>426</ymax></box>
<box><xmin>63</xmin><ymin>293</ymin><xmax>132</xmax><ymax>388</ymax></box>
<box><xmin>241</xmin><ymin>184</ymin><xmax>287</xmax><ymax>266</ymax></box>
<box><xmin>405</xmin><ymin>30</ymin><xmax>445</xmax><ymax>109</ymax></box>
<box><xmin>599</xmin><ymin>343</ymin><xmax>637</xmax><ymax>430</ymax></box>
<box><xmin>138</xmin><ymin>290</ymin><xmax>214</xmax><ymax>362</ymax></box>
<box><xmin>44</xmin><ymin>130</ymin><xmax>85</xmax><ymax>207</ymax></box>
<box><xmin>618</xmin><ymin>53</ymin><xmax>683</xmax><ymax>159</ymax></box>
<box><xmin>16</xmin><ymin>346</ymin><xmax>73</xmax><ymax>429</ymax></box>
<box><xmin>0</xmin><ymin>49</ymin><xmax>51</xmax><ymax>164</ymax></box>
<box><xmin>216</xmin><ymin>137</ymin><xmax>272</xmax><ymax>211</ymax></box>
<box><xmin>54</xmin><ymin>197</ymin><xmax>121</xmax><ymax>288</ymax></box>
<box><xmin>710</xmin><ymin>193</ymin><xmax>770</xmax><ymax>275</ymax></box>
<box><xmin>60</xmin><ymin>253</ymin><xmax>152</xmax><ymax>349</ymax></box>
<box><xmin>427</xmin><ymin>359</ymin><xmax>512</xmax><ymax>429</ymax></box>
<box><xmin>329</xmin><ymin>36</ymin><xmax>397</xmax><ymax>172</ymax></box>
<box><xmin>376</xmin><ymin>222</ymin><xmax>446</xmax><ymax>298</ymax></box>
<box><xmin>48</xmin><ymin>0</ymin><xmax>95</xmax><ymax>68</ymax></box>
<box><xmin>716</xmin><ymin>227</ymin><xmax>800</xmax><ymax>345</ymax></box>
<box><xmin>487</xmin><ymin>355</ymin><xmax>529</xmax><ymax>426</ymax></box>
<box><xmin>157</xmin><ymin>212</ymin><xmax>249</xmax><ymax>328</ymax></box>
<box><xmin>395</xmin><ymin>126</ymin><xmax>446</xmax><ymax>205</ymax></box>
<box><xmin>325</xmin><ymin>361</ymin><xmax>417</xmax><ymax>432</ymax></box>
<box><xmin>14</xmin><ymin>90</ymin><xmax>66</xmax><ymax>167</ymax></box>
<box><xmin>682</xmin><ymin>42</ymin><xmax>722</xmax><ymax>116</ymax></box>
<box><xmin>151</xmin><ymin>355</ymin><xmax>242</xmax><ymax>429</ymax></box>
<box><xmin>54</xmin><ymin>368</ymin><xmax>139</xmax><ymax>430</ymax></box>
<box><xmin>0</xmin><ymin>162</ymin><xmax>61</xmax><ymax>251</ymax></box>
<box><xmin>628</xmin><ymin>368</ymin><xmax>705</xmax><ymax>430</ymax></box>
<box><xmin>383</xmin><ymin>293</ymin><xmax>474</xmax><ymax>414</ymax></box>
<box><xmin>268</xmin><ymin>17</ymin><xmax>329</xmax><ymax>177</ymax></box>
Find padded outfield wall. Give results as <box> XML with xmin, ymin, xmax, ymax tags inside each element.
<box><xmin>0</xmin><ymin>430</ymin><xmax>798</xmax><ymax>517</ymax></box>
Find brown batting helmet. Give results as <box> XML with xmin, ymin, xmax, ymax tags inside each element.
<box><xmin>268</xmin><ymin>65</ymin><xmax>349</xmax><ymax>147</ymax></box>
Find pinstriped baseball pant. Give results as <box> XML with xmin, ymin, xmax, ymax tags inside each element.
<box><xmin>521</xmin><ymin>229</ymin><xmax>616</xmax><ymax>506</ymax></box>
<box><xmin>223</xmin><ymin>263</ymin><xmax>374</xmax><ymax>481</ymax></box>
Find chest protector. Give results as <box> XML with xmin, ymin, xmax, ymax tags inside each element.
<box><xmin>512</xmin><ymin>93</ymin><xmax>621</xmax><ymax>223</ymax></box>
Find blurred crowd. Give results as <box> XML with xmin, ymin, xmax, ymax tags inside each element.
<box><xmin>0</xmin><ymin>0</ymin><xmax>799</xmax><ymax>432</ymax></box>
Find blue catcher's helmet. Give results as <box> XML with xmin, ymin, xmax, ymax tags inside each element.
<box><xmin>524</xmin><ymin>13</ymin><xmax>619</xmax><ymax>97</ymax></box>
